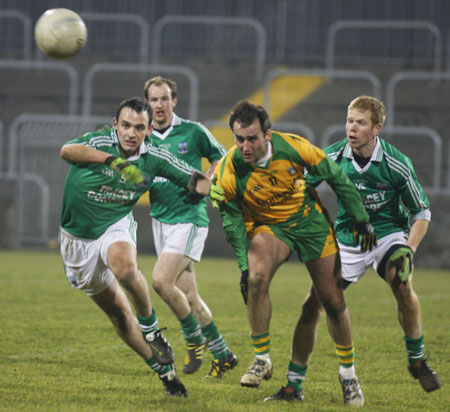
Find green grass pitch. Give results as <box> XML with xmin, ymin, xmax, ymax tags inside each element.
<box><xmin>0</xmin><ymin>250</ymin><xmax>448</xmax><ymax>411</ymax></box>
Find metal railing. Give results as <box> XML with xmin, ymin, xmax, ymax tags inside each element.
<box><xmin>8</xmin><ymin>113</ymin><xmax>111</xmax><ymax>174</ymax></box>
<box><xmin>82</xmin><ymin>62</ymin><xmax>199</xmax><ymax>119</ymax></box>
<box><xmin>0</xmin><ymin>172</ymin><xmax>50</xmax><ymax>244</ymax></box>
<box><xmin>7</xmin><ymin>114</ymin><xmax>113</xmax><ymax>244</ymax></box>
<box><xmin>0</xmin><ymin>10</ymin><xmax>32</xmax><ymax>60</ymax></box>
<box><xmin>0</xmin><ymin>59</ymin><xmax>79</xmax><ymax>115</ymax></box>
<box><xmin>326</xmin><ymin>20</ymin><xmax>443</xmax><ymax>72</ymax></box>
<box><xmin>151</xmin><ymin>15</ymin><xmax>267</xmax><ymax>81</ymax></box>
<box><xmin>0</xmin><ymin>120</ymin><xmax>3</xmax><ymax>171</ymax></box>
<box><xmin>385</xmin><ymin>71</ymin><xmax>450</xmax><ymax>127</ymax></box>
<box><xmin>447</xmin><ymin>30</ymin><xmax>450</xmax><ymax>71</ymax></box>
<box><xmin>80</xmin><ymin>12</ymin><xmax>150</xmax><ymax>64</ymax></box>
<box><xmin>263</xmin><ymin>68</ymin><xmax>382</xmax><ymax>115</ymax></box>
<box><xmin>272</xmin><ymin>121</ymin><xmax>316</xmax><ymax>143</ymax></box>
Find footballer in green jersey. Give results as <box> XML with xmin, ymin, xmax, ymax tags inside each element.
<box><xmin>301</xmin><ymin>96</ymin><xmax>440</xmax><ymax>395</ymax></box>
<box><xmin>60</xmin><ymin>124</ymin><xmax>196</xmax><ymax>239</ymax></box>
<box><xmin>147</xmin><ymin>113</ymin><xmax>225</xmax><ymax>226</ymax></box>
<box><xmin>144</xmin><ymin>76</ymin><xmax>235</xmax><ymax>378</ymax></box>
<box><xmin>308</xmin><ymin>136</ymin><xmax>430</xmax><ymax>248</ymax></box>
<box><xmin>58</xmin><ymin>97</ymin><xmax>222</xmax><ymax>398</ymax></box>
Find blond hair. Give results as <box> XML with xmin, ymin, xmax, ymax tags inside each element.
<box><xmin>348</xmin><ymin>95</ymin><xmax>386</xmax><ymax>126</ymax></box>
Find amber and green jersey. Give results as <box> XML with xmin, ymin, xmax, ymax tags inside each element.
<box><xmin>215</xmin><ymin>131</ymin><xmax>370</xmax><ymax>270</ymax></box>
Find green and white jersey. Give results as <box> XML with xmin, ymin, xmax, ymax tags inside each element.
<box><xmin>60</xmin><ymin>125</ymin><xmax>194</xmax><ymax>239</ymax></box>
<box><xmin>308</xmin><ymin>137</ymin><xmax>430</xmax><ymax>246</ymax></box>
<box><xmin>148</xmin><ymin>113</ymin><xmax>226</xmax><ymax>227</ymax></box>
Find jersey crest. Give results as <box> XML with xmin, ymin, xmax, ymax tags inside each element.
<box><xmin>177</xmin><ymin>142</ymin><xmax>189</xmax><ymax>154</ymax></box>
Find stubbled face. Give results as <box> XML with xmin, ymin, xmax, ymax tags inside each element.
<box><xmin>146</xmin><ymin>83</ymin><xmax>177</xmax><ymax>129</ymax></box>
<box><xmin>113</xmin><ymin>107</ymin><xmax>150</xmax><ymax>157</ymax></box>
<box><xmin>346</xmin><ymin>108</ymin><xmax>381</xmax><ymax>156</ymax></box>
<box><xmin>233</xmin><ymin>117</ymin><xmax>271</xmax><ymax>163</ymax></box>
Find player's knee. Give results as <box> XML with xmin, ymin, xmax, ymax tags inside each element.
<box><xmin>392</xmin><ymin>279</ymin><xmax>414</xmax><ymax>300</ymax></box>
<box><xmin>112</xmin><ymin>260</ymin><xmax>138</xmax><ymax>283</ymax></box>
<box><xmin>248</xmin><ymin>270</ymin><xmax>270</xmax><ymax>294</ymax></box>
<box><xmin>321</xmin><ymin>294</ymin><xmax>347</xmax><ymax>318</ymax></box>
<box><xmin>152</xmin><ymin>271</ymin><xmax>172</xmax><ymax>296</ymax></box>
<box><xmin>152</xmin><ymin>275</ymin><xmax>165</xmax><ymax>295</ymax></box>
<box><xmin>300</xmin><ymin>296</ymin><xmax>323</xmax><ymax>324</ymax></box>
<box><xmin>184</xmin><ymin>290</ymin><xmax>199</xmax><ymax>307</ymax></box>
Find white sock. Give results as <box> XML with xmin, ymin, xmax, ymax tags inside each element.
<box><xmin>256</xmin><ymin>353</ymin><xmax>271</xmax><ymax>365</ymax></box>
<box><xmin>339</xmin><ymin>365</ymin><xmax>356</xmax><ymax>380</ymax></box>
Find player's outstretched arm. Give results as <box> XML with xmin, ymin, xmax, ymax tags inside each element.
<box><xmin>60</xmin><ymin>143</ymin><xmax>111</xmax><ymax>164</ymax></box>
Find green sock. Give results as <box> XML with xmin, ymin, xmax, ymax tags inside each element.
<box><xmin>137</xmin><ymin>308</ymin><xmax>158</xmax><ymax>336</ymax></box>
<box><xmin>201</xmin><ymin>321</ymin><xmax>229</xmax><ymax>360</ymax></box>
<box><xmin>404</xmin><ymin>335</ymin><xmax>425</xmax><ymax>365</ymax></box>
<box><xmin>251</xmin><ymin>331</ymin><xmax>270</xmax><ymax>356</ymax></box>
<box><xmin>179</xmin><ymin>312</ymin><xmax>203</xmax><ymax>345</ymax></box>
<box><xmin>286</xmin><ymin>361</ymin><xmax>307</xmax><ymax>392</ymax></box>
<box><xmin>146</xmin><ymin>355</ymin><xmax>172</xmax><ymax>375</ymax></box>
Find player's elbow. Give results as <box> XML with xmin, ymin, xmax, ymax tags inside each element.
<box><xmin>60</xmin><ymin>144</ymin><xmax>70</xmax><ymax>160</ymax></box>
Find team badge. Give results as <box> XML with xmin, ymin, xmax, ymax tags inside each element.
<box><xmin>178</xmin><ymin>142</ymin><xmax>188</xmax><ymax>154</ymax></box>
<box><xmin>287</xmin><ymin>166</ymin><xmax>297</xmax><ymax>176</ymax></box>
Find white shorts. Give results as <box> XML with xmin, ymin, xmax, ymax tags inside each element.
<box><xmin>59</xmin><ymin>214</ymin><xmax>137</xmax><ymax>296</ymax></box>
<box><xmin>152</xmin><ymin>219</ymin><xmax>208</xmax><ymax>262</ymax></box>
<box><xmin>339</xmin><ymin>231</ymin><xmax>408</xmax><ymax>284</ymax></box>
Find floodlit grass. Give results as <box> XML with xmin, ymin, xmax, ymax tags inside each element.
<box><xmin>0</xmin><ymin>250</ymin><xmax>448</xmax><ymax>411</ymax></box>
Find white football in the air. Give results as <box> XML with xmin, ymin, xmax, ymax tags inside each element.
<box><xmin>35</xmin><ymin>8</ymin><xmax>87</xmax><ymax>59</ymax></box>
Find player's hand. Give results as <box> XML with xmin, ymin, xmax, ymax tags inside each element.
<box><xmin>389</xmin><ymin>246</ymin><xmax>414</xmax><ymax>284</ymax></box>
<box><xmin>209</xmin><ymin>183</ymin><xmax>224</xmax><ymax>208</ymax></box>
<box><xmin>353</xmin><ymin>222</ymin><xmax>377</xmax><ymax>252</ymax></box>
<box><xmin>240</xmin><ymin>269</ymin><xmax>249</xmax><ymax>305</ymax></box>
<box><xmin>105</xmin><ymin>156</ymin><xmax>148</xmax><ymax>187</ymax></box>
<box><xmin>182</xmin><ymin>189</ymin><xmax>205</xmax><ymax>205</ymax></box>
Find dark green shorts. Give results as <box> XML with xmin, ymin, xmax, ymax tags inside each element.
<box><xmin>249</xmin><ymin>210</ymin><xmax>337</xmax><ymax>262</ymax></box>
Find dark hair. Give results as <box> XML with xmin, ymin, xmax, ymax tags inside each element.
<box><xmin>228</xmin><ymin>100</ymin><xmax>272</xmax><ymax>134</ymax></box>
<box><xmin>143</xmin><ymin>76</ymin><xmax>177</xmax><ymax>100</ymax></box>
<box><xmin>115</xmin><ymin>97</ymin><xmax>152</xmax><ymax>125</ymax></box>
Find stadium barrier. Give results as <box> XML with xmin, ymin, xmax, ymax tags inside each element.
<box><xmin>0</xmin><ymin>120</ymin><xmax>3</xmax><ymax>171</ymax></box>
<box><xmin>82</xmin><ymin>62</ymin><xmax>199</xmax><ymax>120</ymax></box>
<box><xmin>385</xmin><ymin>70</ymin><xmax>450</xmax><ymax>127</ymax></box>
<box><xmin>325</xmin><ymin>20</ymin><xmax>443</xmax><ymax>71</ymax></box>
<box><xmin>8</xmin><ymin>114</ymin><xmax>112</xmax><ymax>245</ymax></box>
<box><xmin>0</xmin><ymin>10</ymin><xmax>32</xmax><ymax>60</ymax></box>
<box><xmin>263</xmin><ymin>67</ymin><xmax>382</xmax><ymax>113</ymax></box>
<box><xmin>0</xmin><ymin>59</ymin><xmax>79</xmax><ymax>116</ymax></box>
<box><xmin>151</xmin><ymin>15</ymin><xmax>267</xmax><ymax>82</ymax></box>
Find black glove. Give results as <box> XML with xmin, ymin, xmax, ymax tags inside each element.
<box><xmin>240</xmin><ymin>269</ymin><xmax>249</xmax><ymax>305</ymax></box>
<box><xmin>182</xmin><ymin>189</ymin><xmax>205</xmax><ymax>205</ymax></box>
<box><xmin>353</xmin><ymin>222</ymin><xmax>377</xmax><ymax>252</ymax></box>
